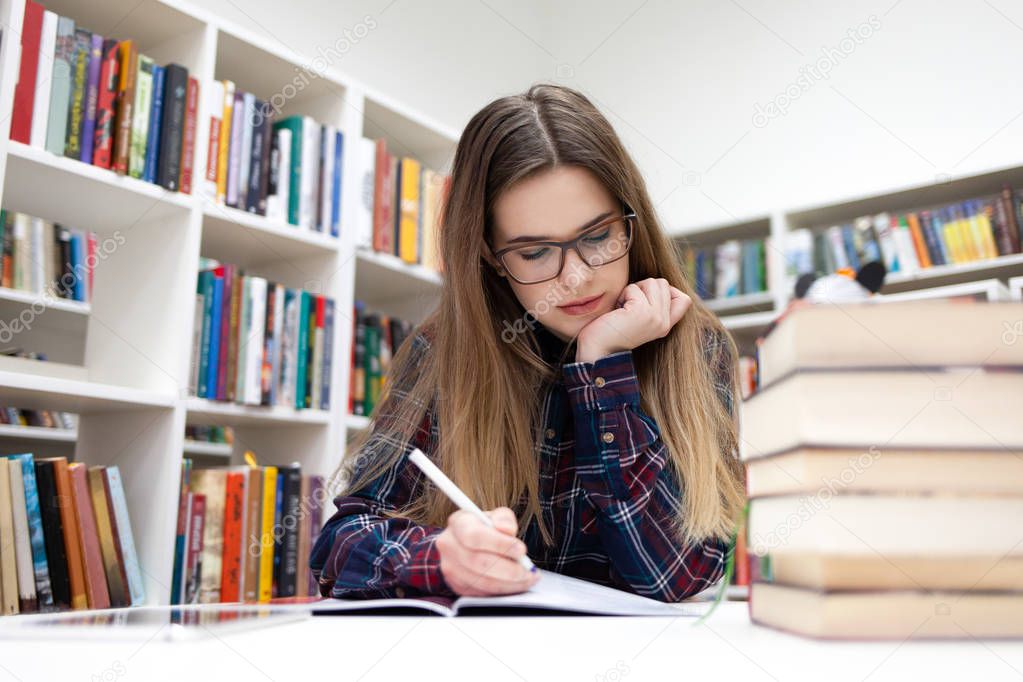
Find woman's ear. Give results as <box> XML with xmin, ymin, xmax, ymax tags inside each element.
<box><xmin>482</xmin><ymin>243</ymin><xmax>507</xmax><ymax>277</ymax></box>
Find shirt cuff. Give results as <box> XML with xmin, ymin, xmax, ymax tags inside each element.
<box><xmin>393</xmin><ymin>529</ymin><xmax>457</xmax><ymax>598</ymax></box>
<box><xmin>563</xmin><ymin>350</ymin><xmax>641</xmax><ymax>412</ymax></box>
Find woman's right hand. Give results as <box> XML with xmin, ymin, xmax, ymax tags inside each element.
<box><xmin>436</xmin><ymin>506</ymin><xmax>541</xmax><ymax>596</ymax></box>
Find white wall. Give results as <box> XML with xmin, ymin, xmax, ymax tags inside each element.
<box><xmin>202</xmin><ymin>0</ymin><xmax>1023</xmax><ymax>233</ymax></box>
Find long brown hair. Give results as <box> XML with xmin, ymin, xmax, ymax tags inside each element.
<box><xmin>336</xmin><ymin>83</ymin><xmax>745</xmax><ymax>546</ymax></box>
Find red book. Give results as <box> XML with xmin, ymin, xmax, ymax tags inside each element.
<box><xmin>91</xmin><ymin>39</ymin><xmax>120</xmax><ymax>168</ymax></box>
<box><xmin>372</xmin><ymin>138</ymin><xmax>395</xmax><ymax>254</ymax></box>
<box><xmin>68</xmin><ymin>463</ymin><xmax>111</xmax><ymax>609</ymax></box>
<box><xmin>220</xmin><ymin>471</ymin><xmax>244</xmax><ymax>603</ymax></box>
<box><xmin>10</xmin><ymin>1</ymin><xmax>44</xmax><ymax>143</ymax></box>
<box><xmin>179</xmin><ymin>76</ymin><xmax>199</xmax><ymax>194</ymax></box>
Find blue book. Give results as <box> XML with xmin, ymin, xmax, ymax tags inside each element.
<box><xmin>69</xmin><ymin>232</ymin><xmax>85</xmax><ymax>301</ymax></box>
<box><xmin>330</xmin><ymin>131</ymin><xmax>343</xmax><ymax>237</ymax></box>
<box><xmin>205</xmin><ymin>275</ymin><xmax>224</xmax><ymax>399</ymax></box>
<box><xmin>3</xmin><ymin>453</ymin><xmax>53</xmax><ymax>610</ymax></box>
<box><xmin>143</xmin><ymin>65</ymin><xmax>165</xmax><ymax>183</ymax></box>
<box><xmin>272</xmin><ymin>470</ymin><xmax>285</xmax><ymax>595</ymax></box>
<box><xmin>320</xmin><ymin>298</ymin><xmax>334</xmax><ymax>410</ymax></box>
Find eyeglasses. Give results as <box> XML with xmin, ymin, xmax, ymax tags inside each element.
<box><xmin>491</xmin><ymin>213</ymin><xmax>636</xmax><ymax>285</ymax></box>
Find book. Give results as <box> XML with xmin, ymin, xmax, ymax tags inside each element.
<box><xmin>11</xmin><ymin>1</ymin><xmax>44</xmax><ymax>145</ymax></box>
<box><xmin>0</xmin><ymin>460</ymin><xmax>20</xmax><ymax>613</ymax></box>
<box><xmin>7</xmin><ymin>459</ymin><xmax>37</xmax><ymax>612</ymax></box>
<box><xmin>757</xmin><ymin>300</ymin><xmax>1023</xmax><ymax>389</ymax></box>
<box><xmin>750</xmin><ymin>583</ymin><xmax>1023</xmax><ymax>639</ymax></box>
<box><xmin>740</xmin><ymin>368</ymin><xmax>1023</xmax><ymax>459</ymax></box>
<box><xmin>303</xmin><ymin>569</ymin><xmax>710</xmax><ymax>618</ymax></box>
<box><xmin>4</xmin><ymin>454</ymin><xmax>53</xmax><ymax>610</ymax></box>
<box><xmin>87</xmin><ymin>467</ymin><xmax>129</xmax><ymax>607</ymax></box>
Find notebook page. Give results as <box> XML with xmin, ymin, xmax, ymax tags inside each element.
<box><xmin>453</xmin><ymin>569</ymin><xmax>712</xmax><ymax>616</ymax></box>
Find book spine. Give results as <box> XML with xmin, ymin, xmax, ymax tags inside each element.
<box><xmin>220</xmin><ymin>471</ymin><xmax>244</xmax><ymax>603</ymax></box>
<box><xmin>91</xmin><ymin>39</ymin><xmax>120</xmax><ymax>168</ymax></box>
<box><xmin>295</xmin><ymin>291</ymin><xmax>310</xmax><ymax>409</ymax></box>
<box><xmin>6</xmin><ymin>460</ymin><xmax>37</xmax><ymax>612</ymax></box>
<box><xmin>215</xmin><ymin>81</ymin><xmax>235</xmax><ymax>204</ymax></box>
<box><xmin>103</xmin><ymin>466</ymin><xmax>144</xmax><ymax>606</ymax></box>
<box><xmin>278</xmin><ymin>467</ymin><xmax>302</xmax><ymax>598</ymax></box>
<box><xmin>11</xmin><ymin>1</ymin><xmax>44</xmax><ymax>144</ymax></box>
<box><xmin>128</xmin><ymin>55</ymin><xmax>154</xmax><ymax>179</ymax></box>
<box><xmin>331</xmin><ymin>131</ymin><xmax>343</xmax><ymax>237</ymax></box>
<box><xmin>206</xmin><ymin>275</ymin><xmax>224</xmax><ymax>399</ymax></box>
<box><xmin>258</xmin><ymin>467</ymin><xmax>277</xmax><ymax>602</ymax></box>
<box><xmin>30</xmin><ymin>10</ymin><xmax>58</xmax><ymax>149</ymax></box>
<box><xmin>159</xmin><ymin>65</ymin><xmax>190</xmax><ymax>192</ymax></box>
<box><xmin>86</xmin><ymin>467</ymin><xmax>129</xmax><ymax>606</ymax></box>
<box><xmin>215</xmin><ymin>265</ymin><xmax>233</xmax><ymax>401</ymax></box>
<box><xmin>79</xmin><ymin>33</ymin><xmax>103</xmax><ymax>164</ymax></box>
<box><xmin>45</xmin><ymin>17</ymin><xmax>76</xmax><ymax>156</ymax></box>
<box><xmin>64</xmin><ymin>29</ymin><xmax>90</xmax><ymax>159</ymax></box>
<box><xmin>184</xmin><ymin>493</ymin><xmax>204</xmax><ymax>604</ymax></box>
<box><xmin>10</xmin><ymin>454</ymin><xmax>53</xmax><ymax>609</ymax></box>
<box><xmin>201</xmin><ymin>80</ymin><xmax>225</xmax><ymax>200</ymax></box>
<box><xmin>34</xmin><ymin>461</ymin><xmax>69</xmax><ymax>608</ymax></box>
<box><xmin>320</xmin><ymin>298</ymin><xmax>334</xmax><ymax>410</ymax></box>
<box><xmin>225</xmin><ymin>90</ymin><xmax>245</xmax><ymax>208</ymax></box>
<box><xmin>242</xmin><ymin>469</ymin><xmax>262</xmax><ymax>602</ymax></box>
<box><xmin>68</xmin><ymin>463</ymin><xmax>110</xmax><ymax>609</ymax></box>
<box><xmin>142</xmin><ymin>64</ymin><xmax>164</xmax><ymax>183</ymax></box>
<box><xmin>245</xmin><ymin>99</ymin><xmax>267</xmax><ymax>213</ymax></box>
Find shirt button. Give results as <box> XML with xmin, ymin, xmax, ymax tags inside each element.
<box><xmin>545</xmin><ymin>428</ymin><xmax>556</xmax><ymax>439</ymax></box>
<box><xmin>395</xmin><ymin>587</ymin><xmax>406</xmax><ymax>598</ymax></box>
<box><xmin>602</xmin><ymin>432</ymin><xmax>615</xmax><ymax>444</ymax></box>
<box><xmin>594</xmin><ymin>376</ymin><xmax>606</xmax><ymax>388</ymax></box>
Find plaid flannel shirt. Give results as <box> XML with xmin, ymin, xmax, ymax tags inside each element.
<box><xmin>311</xmin><ymin>324</ymin><xmax>735</xmax><ymax>602</ymax></box>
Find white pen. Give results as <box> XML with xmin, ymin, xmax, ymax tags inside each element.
<box><xmin>408</xmin><ymin>447</ymin><xmax>538</xmax><ymax>574</ymax></box>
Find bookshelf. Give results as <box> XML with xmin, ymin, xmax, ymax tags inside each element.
<box><xmin>674</xmin><ymin>166</ymin><xmax>1023</xmax><ymax>351</ymax></box>
<box><xmin>0</xmin><ymin>0</ymin><xmax>457</xmax><ymax>606</ymax></box>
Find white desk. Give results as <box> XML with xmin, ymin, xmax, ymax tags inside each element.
<box><xmin>0</xmin><ymin>602</ymin><xmax>1021</xmax><ymax>681</ymax></box>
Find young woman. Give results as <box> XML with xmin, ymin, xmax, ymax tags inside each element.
<box><xmin>311</xmin><ymin>84</ymin><xmax>745</xmax><ymax>602</ymax></box>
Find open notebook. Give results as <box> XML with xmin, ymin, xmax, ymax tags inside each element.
<box><xmin>269</xmin><ymin>570</ymin><xmax>713</xmax><ymax>617</ymax></box>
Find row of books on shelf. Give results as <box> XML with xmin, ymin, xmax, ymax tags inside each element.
<box><xmin>357</xmin><ymin>138</ymin><xmax>450</xmax><ymax>271</ymax></box>
<box><xmin>12</xmin><ymin>2</ymin><xmax>198</xmax><ymax>193</ymax></box>
<box><xmin>680</xmin><ymin>238</ymin><xmax>768</xmax><ymax>301</ymax></box>
<box><xmin>786</xmin><ymin>187</ymin><xmax>1023</xmax><ymax>290</ymax></box>
<box><xmin>184</xmin><ymin>425</ymin><xmax>234</xmax><ymax>446</ymax></box>
<box><xmin>190</xmin><ymin>259</ymin><xmax>336</xmax><ymax>410</ymax></box>
<box><xmin>743</xmin><ymin>300</ymin><xmax>1023</xmax><ymax>639</ymax></box>
<box><xmin>170</xmin><ymin>456</ymin><xmax>325</xmax><ymax>604</ymax></box>
<box><xmin>0</xmin><ymin>453</ymin><xmax>143</xmax><ymax>615</ymax></box>
<box><xmin>0</xmin><ymin>209</ymin><xmax>96</xmax><ymax>303</ymax></box>
<box><xmin>348</xmin><ymin>301</ymin><xmax>414</xmax><ymax>417</ymax></box>
<box><xmin>204</xmin><ymin>84</ymin><xmax>341</xmax><ymax>233</ymax></box>
<box><xmin>0</xmin><ymin>407</ymin><xmax>75</xmax><ymax>430</ymax></box>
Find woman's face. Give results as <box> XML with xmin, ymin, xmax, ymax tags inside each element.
<box><xmin>488</xmin><ymin>165</ymin><xmax>630</xmax><ymax>344</ymax></box>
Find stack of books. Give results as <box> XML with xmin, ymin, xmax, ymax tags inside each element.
<box><xmin>12</xmin><ymin>2</ymin><xmax>198</xmax><ymax>192</ymax></box>
<box><xmin>679</xmin><ymin>237</ymin><xmax>769</xmax><ymax>301</ymax></box>
<box><xmin>0</xmin><ymin>209</ymin><xmax>96</xmax><ymax>303</ymax></box>
<box><xmin>742</xmin><ymin>300</ymin><xmax>1023</xmax><ymax>639</ymax></box>
<box><xmin>348</xmin><ymin>301</ymin><xmax>414</xmax><ymax>417</ymax></box>
<box><xmin>0</xmin><ymin>453</ymin><xmax>144</xmax><ymax>615</ymax></box>
<box><xmin>169</xmin><ymin>457</ymin><xmax>325</xmax><ymax>605</ymax></box>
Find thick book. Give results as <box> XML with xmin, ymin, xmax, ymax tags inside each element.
<box><xmin>0</xmin><ymin>459</ymin><xmax>20</xmax><ymax>613</ymax></box>
<box><xmin>740</xmin><ymin>368</ymin><xmax>1023</xmax><ymax>459</ymax></box>
<box><xmin>86</xmin><ymin>467</ymin><xmax>129</xmax><ymax>607</ymax></box>
<box><xmin>178</xmin><ymin>76</ymin><xmax>199</xmax><ymax>194</ymax></box>
<box><xmin>746</xmin><ymin>445</ymin><xmax>1023</xmax><ymax>498</ymax></box>
<box><xmin>64</xmin><ymin>28</ymin><xmax>91</xmax><ymax>160</ymax></box>
<box><xmin>45</xmin><ymin>16</ymin><xmax>76</xmax><ymax>156</ymax></box>
<box><xmin>80</xmin><ymin>33</ymin><xmax>103</xmax><ymax>164</ymax></box>
<box><xmin>757</xmin><ymin>300</ymin><xmax>1023</xmax><ymax>389</ymax></box>
<box><xmin>141</xmin><ymin>63</ymin><xmax>164</xmax><ymax>183</ymax></box>
<box><xmin>750</xmin><ymin>583</ymin><xmax>1023</xmax><ymax>639</ymax></box>
<box><xmin>68</xmin><ymin>463</ymin><xmax>110</xmax><ymax>609</ymax></box>
<box><xmin>30</xmin><ymin>10</ymin><xmax>58</xmax><ymax>150</ymax></box>
<box><xmin>7</xmin><ymin>459</ymin><xmax>37</xmax><ymax>612</ymax></box>
<box><xmin>190</xmin><ymin>469</ymin><xmax>226</xmax><ymax>603</ymax></box>
<box><xmin>128</xmin><ymin>54</ymin><xmax>154</xmax><ymax>179</ymax></box>
<box><xmin>289</xmin><ymin>570</ymin><xmax>709</xmax><ymax>618</ymax></box>
<box><xmin>45</xmin><ymin>458</ymin><xmax>88</xmax><ymax>609</ymax></box>
<box><xmin>750</xmin><ymin>552</ymin><xmax>1023</xmax><ymax>591</ymax></box>
<box><xmin>111</xmin><ymin>40</ymin><xmax>138</xmax><ymax>175</ymax></box>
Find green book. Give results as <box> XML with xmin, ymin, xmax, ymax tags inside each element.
<box><xmin>294</xmin><ymin>291</ymin><xmax>310</xmax><ymax>409</ymax></box>
<box><xmin>128</xmin><ymin>55</ymin><xmax>154</xmax><ymax>178</ymax></box>
<box><xmin>65</xmin><ymin>28</ymin><xmax>91</xmax><ymax>159</ymax></box>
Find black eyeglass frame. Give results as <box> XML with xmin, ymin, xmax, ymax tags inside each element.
<box><xmin>490</xmin><ymin>211</ymin><xmax>637</xmax><ymax>285</ymax></box>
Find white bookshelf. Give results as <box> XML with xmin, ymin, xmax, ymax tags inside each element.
<box><xmin>675</xmin><ymin>167</ymin><xmax>1023</xmax><ymax>347</ymax></box>
<box><xmin>0</xmin><ymin>0</ymin><xmax>457</xmax><ymax>606</ymax></box>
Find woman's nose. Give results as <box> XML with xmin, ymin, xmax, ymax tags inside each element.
<box><xmin>558</xmin><ymin>248</ymin><xmax>595</xmax><ymax>288</ymax></box>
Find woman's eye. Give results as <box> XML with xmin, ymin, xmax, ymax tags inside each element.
<box><xmin>583</xmin><ymin>229</ymin><xmax>611</xmax><ymax>244</ymax></box>
<box><xmin>519</xmin><ymin>247</ymin><xmax>550</xmax><ymax>261</ymax></box>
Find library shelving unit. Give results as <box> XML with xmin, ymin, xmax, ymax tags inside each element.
<box><xmin>0</xmin><ymin>0</ymin><xmax>457</xmax><ymax>605</ymax></box>
<box><xmin>672</xmin><ymin>163</ymin><xmax>1023</xmax><ymax>355</ymax></box>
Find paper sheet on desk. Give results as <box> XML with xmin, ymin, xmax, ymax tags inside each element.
<box><xmin>453</xmin><ymin>569</ymin><xmax>713</xmax><ymax>617</ymax></box>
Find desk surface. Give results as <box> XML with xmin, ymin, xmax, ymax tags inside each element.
<box><xmin>0</xmin><ymin>602</ymin><xmax>1020</xmax><ymax>681</ymax></box>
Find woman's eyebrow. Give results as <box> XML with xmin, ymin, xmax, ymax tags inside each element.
<box><xmin>506</xmin><ymin>210</ymin><xmax>614</xmax><ymax>245</ymax></box>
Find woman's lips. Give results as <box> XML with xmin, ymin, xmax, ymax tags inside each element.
<box><xmin>558</xmin><ymin>293</ymin><xmax>603</xmax><ymax>315</ymax></box>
